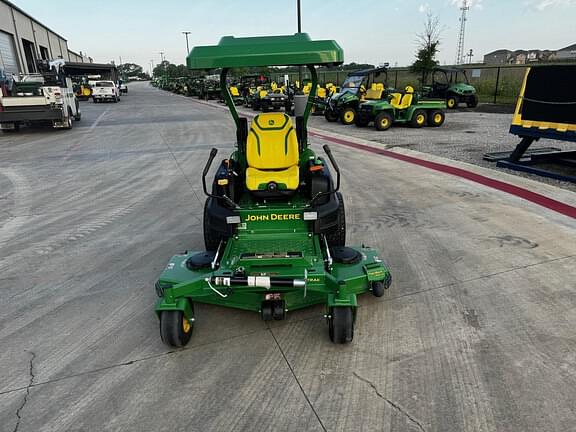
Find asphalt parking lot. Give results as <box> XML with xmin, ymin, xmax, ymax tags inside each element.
<box><xmin>1</xmin><ymin>82</ymin><xmax>575</xmax><ymax>432</ymax></box>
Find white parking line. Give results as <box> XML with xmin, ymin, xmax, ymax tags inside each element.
<box><xmin>89</xmin><ymin>108</ymin><xmax>110</xmax><ymax>132</ymax></box>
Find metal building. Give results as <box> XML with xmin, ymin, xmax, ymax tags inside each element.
<box><xmin>0</xmin><ymin>0</ymin><xmax>86</xmax><ymax>76</ymax></box>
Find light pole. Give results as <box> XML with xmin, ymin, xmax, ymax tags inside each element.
<box><xmin>160</xmin><ymin>52</ymin><xmax>165</xmax><ymax>77</ymax></box>
<box><xmin>182</xmin><ymin>31</ymin><xmax>191</xmax><ymax>55</ymax></box>
<box><xmin>297</xmin><ymin>0</ymin><xmax>302</xmax><ymax>90</ymax></box>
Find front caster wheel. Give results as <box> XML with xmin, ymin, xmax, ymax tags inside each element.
<box><xmin>371</xmin><ymin>281</ymin><xmax>385</xmax><ymax>297</ymax></box>
<box><xmin>328</xmin><ymin>307</ymin><xmax>354</xmax><ymax>344</ymax></box>
<box><xmin>160</xmin><ymin>309</ymin><xmax>193</xmax><ymax>347</ymax></box>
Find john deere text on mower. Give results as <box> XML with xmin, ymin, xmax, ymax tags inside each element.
<box><xmin>155</xmin><ymin>33</ymin><xmax>392</xmax><ymax>347</ymax></box>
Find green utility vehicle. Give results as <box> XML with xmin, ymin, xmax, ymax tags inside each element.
<box><xmin>155</xmin><ymin>33</ymin><xmax>392</xmax><ymax>347</ymax></box>
<box><xmin>324</xmin><ymin>65</ymin><xmax>389</xmax><ymax>125</ymax></box>
<box><xmin>356</xmin><ymin>86</ymin><xmax>446</xmax><ymax>130</ymax></box>
<box><xmin>422</xmin><ymin>67</ymin><xmax>478</xmax><ymax>109</ymax></box>
<box><xmin>199</xmin><ymin>77</ymin><xmax>220</xmax><ymax>100</ymax></box>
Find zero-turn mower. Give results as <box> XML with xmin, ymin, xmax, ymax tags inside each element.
<box><xmin>155</xmin><ymin>33</ymin><xmax>392</xmax><ymax>347</ymax></box>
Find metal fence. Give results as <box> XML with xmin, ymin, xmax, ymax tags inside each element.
<box><xmin>272</xmin><ymin>63</ymin><xmax>576</xmax><ymax>105</ymax></box>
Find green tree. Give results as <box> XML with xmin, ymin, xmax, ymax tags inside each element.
<box><xmin>118</xmin><ymin>63</ymin><xmax>143</xmax><ymax>78</ymax></box>
<box><xmin>410</xmin><ymin>12</ymin><xmax>442</xmax><ymax>86</ymax></box>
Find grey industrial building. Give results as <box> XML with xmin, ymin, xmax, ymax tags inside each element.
<box><xmin>0</xmin><ymin>0</ymin><xmax>87</xmax><ymax>77</ymax></box>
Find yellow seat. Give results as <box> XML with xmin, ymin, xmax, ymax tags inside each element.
<box><xmin>230</xmin><ymin>86</ymin><xmax>240</xmax><ymax>97</ymax></box>
<box><xmin>391</xmin><ymin>86</ymin><xmax>414</xmax><ymax>109</ymax></box>
<box><xmin>375</xmin><ymin>83</ymin><xmax>384</xmax><ymax>91</ymax></box>
<box><xmin>365</xmin><ymin>88</ymin><xmax>383</xmax><ymax>100</ymax></box>
<box><xmin>246</xmin><ymin>165</ymin><xmax>299</xmax><ymax>191</ymax></box>
<box><xmin>389</xmin><ymin>93</ymin><xmax>402</xmax><ymax>106</ymax></box>
<box><xmin>246</xmin><ymin>113</ymin><xmax>300</xmax><ymax>191</ymax></box>
<box><xmin>259</xmin><ymin>89</ymin><xmax>268</xmax><ymax>98</ymax></box>
<box><xmin>317</xmin><ymin>87</ymin><xmax>327</xmax><ymax>98</ymax></box>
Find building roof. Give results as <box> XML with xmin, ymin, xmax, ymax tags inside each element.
<box><xmin>484</xmin><ymin>49</ymin><xmax>511</xmax><ymax>56</ymax></box>
<box><xmin>558</xmin><ymin>43</ymin><xmax>576</xmax><ymax>52</ymax></box>
<box><xmin>2</xmin><ymin>0</ymin><xmax>68</xmax><ymax>41</ymax></box>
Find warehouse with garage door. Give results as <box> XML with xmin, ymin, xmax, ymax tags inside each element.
<box><xmin>0</xmin><ymin>0</ymin><xmax>87</xmax><ymax>77</ymax></box>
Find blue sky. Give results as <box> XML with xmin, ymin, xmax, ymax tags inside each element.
<box><xmin>13</xmin><ymin>0</ymin><xmax>576</xmax><ymax>71</ymax></box>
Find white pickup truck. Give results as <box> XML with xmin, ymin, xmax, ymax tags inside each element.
<box><xmin>0</xmin><ymin>60</ymin><xmax>81</xmax><ymax>132</ymax></box>
<box><xmin>92</xmin><ymin>81</ymin><xmax>120</xmax><ymax>103</ymax></box>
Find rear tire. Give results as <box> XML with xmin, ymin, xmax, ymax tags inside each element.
<box><xmin>325</xmin><ymin>192</ymin><xmax>346</xmax><ymax>247</ymax></box>
<box><xmin>160</xmin><ymin>309</ymin><xmax>193</xmax><ymax>347</ymax></box>
<box><xmin>329</xmin><ymin>307</ymin><xmax>354</xmax><ymax>344</ymax></box>
<box><xmin>467</xmin><ymin>94</ymin><xmax>478</xmax><ymax>108</ymax></box>
<box><xmin>203</xmin><ymin>198</ymin><xmax>225</xmax><ymax>251</ymax></box>
<box><xmin>410</xmin><ymin>110</ymin><xmax>427</xmax><ymax>128</ymax></box>
<box><xmin>374</xmin><ymin>112</ymin><xmax>393</xmax><ymax>131</ymax></box>
<box><xmin>355</xmin><ymin>116</ymin><xmax>370</xmax><ymax>127</ymax></box>
<box><xmin>428</xmin><ymin>110</ymin><xmax>445</xmax><ymax>127</ymax></box>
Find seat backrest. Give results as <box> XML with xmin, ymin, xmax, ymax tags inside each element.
<box><xmin>230</xmin><ymin>86</ymin><xmax>240</xmax><ymax>97</ymax></box>
<box><xmin>391</xmin><ymin>86</ymin><xmax>414</xmax><ymax>109</ymax></box>
<box><xmin>317</xmin><ymin>87</ymin><xmax>327</xmax><ymax>98</ymax></box>
<box><xmin>365</xmin><ymin>88</ymin><xmax>383</xmax><ymax>100</ymax></box>
<box><xmin>259</xmin><ymin>89</ymin><xmax>268</xmax><ymax>98</ymax></box>
<box><xmin>389</xmin><ymin>93</ymin><xmax>402</xmax><ymax>106</ymax></box>
<box><xmin>247</xmin><ymin>113</ymin><xmax>299</xmax><ymax>170</ymax></box>
<box><xmin>375</xmin><ymin>83</ymin><xmax>385</xmax><ymax>91</ymax></box>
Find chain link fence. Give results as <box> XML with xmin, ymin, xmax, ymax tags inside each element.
<box><xmin>272</xmin><ymin>63</ymin><xmax>576</xmax><ymax>105</ymax></box>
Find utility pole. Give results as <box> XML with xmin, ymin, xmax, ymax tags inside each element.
<box><xmin>455</xmin><ymin>0</ymin><xmax>469</xmax><ymax>65</ymax></box>
<box><xmin>467</xmin><ymin>49</ymin><xmax>474</xmax><ymax>64</ymax></box>
<box><xmin>160</xmin><ymin>52</ymin><xmax>165</xmax><ymax>77</ymax></box>
<box><xmin>182</xmin><ymin>31</ymin><xmax>191</xmax><ymax>55</ymax></box>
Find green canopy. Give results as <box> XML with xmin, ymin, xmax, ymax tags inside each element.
<box><xmin>187</xmin><ymin>33</ymin><xmax>343</xmax><ymax>70</ymax></box>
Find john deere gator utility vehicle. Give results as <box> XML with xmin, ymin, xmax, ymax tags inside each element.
<box><xmin>155</xmin><ymin>33</ymin><xmax>392</xmax><ymax>347</ymax></box>
<box><xmin>324</xmin><ymin>65</ymin><xmax>389</xmax><ymax>125</ymax></box>
<box><xmin>356</xmin><ymin>85</ymin><xmax>447</xmax><ymax>131</ymax></box>
<box><xmin>422</xmin><ymin>67</ymin><xmax>478</xmax><ymax>109</ymax></box>
<box><xmin>239</xmin><ymin>74</ymin><xmax>270</xmax><ymax>107</ymax></box>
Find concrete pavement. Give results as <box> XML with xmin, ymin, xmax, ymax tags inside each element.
<box><xmin>0</xmin><ymin>82</ymin><xmax>575</xmax><ymax>432</ymax></box>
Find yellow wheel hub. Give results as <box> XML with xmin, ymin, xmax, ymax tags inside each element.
<box><xmin>344</xmin><ymin>111</ymin><xmax>354</xmax><ymax>122</ymax></box>
<box><xmin>448</xmin><ymin>99</ymin><xmax>455</xmax><ymax>108</ymax></box>
<box><xmin>417</xmin><ymin>115</ymin><xmax>425</xmax><ymax>124</ymax></box>
<box><xmin>182</xmin><ymin>317</ymin><xmax>191</xmax><ymax>333</ymax></box>
<box><xmin>381</xmin><ymin>118</ymin><xmax>389</xmax><ymax>128</ymax></box>
<box><xmin>434</xmin><ymin>113</ymin><xmax>442</xmax><ymax>123</ymax></box>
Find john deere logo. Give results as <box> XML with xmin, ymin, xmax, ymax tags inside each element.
<box><xmin>268</xmin><ymin>120</ymin><xmax>275</xmax><ymax>126</ymax></box>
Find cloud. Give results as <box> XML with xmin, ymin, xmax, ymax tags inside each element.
<box><xmin>531</xmin><ymin>0</ymin><xmax>575</xmax><ymax>10</ymax></box>
<box><xmin>418</xmin><ymin>2</ymin><xmax>430</xmax><ymax>13</ymax></box>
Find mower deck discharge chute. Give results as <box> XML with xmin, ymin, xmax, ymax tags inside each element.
<box><xmin>155</xmin><ymin>33</ymin><xmax>392</xmax><ymax>347</ymax></box>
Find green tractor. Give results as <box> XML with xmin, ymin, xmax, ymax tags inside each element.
<box><xmin>155</xmin><ymin>33</ymin><xmax>392</xmax><ymax>347</ymax></box>
<box><xmin>324</xmin><ymin>65</ymin><xmax>389</xmax><ymax>125</ymax></box>
<box><xmin>422</xmin><ymin>67</ymin><xmax>478</xmax><ymax>109</ymax></box>
<box><xmin>356</xmin><ymin>85</ymin><xmax>446</xmax><ymax>130</ymax></box>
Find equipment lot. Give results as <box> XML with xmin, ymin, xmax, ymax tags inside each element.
<box><xmin>1</xmin><ymin>82</ymin><xmax>575</xmax><ymax>431</ymax></box>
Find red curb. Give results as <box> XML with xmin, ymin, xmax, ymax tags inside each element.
<box><xmin>309</xmin><ymin>130</ymin><xmax>576</xmax><ymax>219</ymax></box>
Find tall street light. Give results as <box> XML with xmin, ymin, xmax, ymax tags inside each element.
<box><xmin>297</xmin><ymin>0</ymin><xmax>302</xmax><ymax>89</ymax></box>
<box><xmin>182</xmin><ymin>31</ymin><xmax>191</xmax><ymax>55</ymax></box>
<box><xmin>160</xmin><ymin>52</ymin><xmax>165</xmax><ymax>77</ymax></box>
